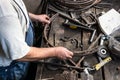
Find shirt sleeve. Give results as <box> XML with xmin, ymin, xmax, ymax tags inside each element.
<box><xmin>0</xmin><ymin>16</ymin><xmax>30</xmax><ymax>60</ymax></box>
<box><xmin>0</xmin><ymin>0</ymin><xmax>30</xmax><ymax>60</ymax></box>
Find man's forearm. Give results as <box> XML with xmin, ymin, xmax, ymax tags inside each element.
<box><xmin>17</xmin><ymin>47</ymin><xmax>56</xmax><ymax>61</ymax></box>
<box><xmin>29</xmin><ymin>13</ymin><xmax>38</xmax><ymax>21</ymax></box>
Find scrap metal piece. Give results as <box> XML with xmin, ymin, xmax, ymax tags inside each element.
<box><xmin>38</xmin><ymin>60</ymin><xmax>84</xmax><ymax>71</ymax></box>
<box><xmin>73</xmin><ymin>46</ymin><xmax>99</xmax><ymax>56</ymax></box>
<box><xmin>97</xmin><ymin>46</ymin><xmax>109</xmax><ymax>58</ymax></box>
<box><xmin>49</xmin><ymin>0</ymin><xmax>101</xmax><ymax>12</ymax></box>
<box><xmin>84</xmin><ymin>68</ymin><xmax>94</xmax><ymax>80</ymax></box>
<box><xmin>54</xmin><ymin>71</ymin><xmax>78</xmax><ymax>80</ymax></box>
<box><xmin>43</xmin><ymin>13</ymin><xmax>59</xmax><ymax>47</ymax></box>
<box><xmin>93</xmin><ymin>57</ymin><xmax>112</xmax><ymax>71</ymax></box>
<box><xmin>108</xmin><ymin>28</ymin><xmax>120</xmax><ymax>57</ymax></box>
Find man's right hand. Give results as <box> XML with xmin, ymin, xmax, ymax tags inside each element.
<box><xmin>54</xmin><ymin>47</ymin><xmax>73</xmax><ymax>59</ymax></box>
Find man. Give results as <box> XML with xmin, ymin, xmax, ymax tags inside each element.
<box><xmin>0</xmin><ymin>0</ymin><xmax>73</xmax><ymax>80</ymax></box>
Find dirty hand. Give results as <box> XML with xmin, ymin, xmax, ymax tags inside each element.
<box><xmin>36</xmin><ymin>14</ymin><xmax>50</xmax><ymax>24</ymax></box>
<box><xmin>54</xmin><ymin>47</ymin><xmax>73</xmax><ymax>59</ymax></box>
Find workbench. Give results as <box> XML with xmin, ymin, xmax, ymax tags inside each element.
<box><xmin>34</xmin><ymin>0</ymin><xmax>120</xmax><ymax>80</ymax></box>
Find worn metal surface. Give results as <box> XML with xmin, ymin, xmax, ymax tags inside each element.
<box><xmin>35</xmin><ymin>0</ymin><xmax>120</xmax><ymax>80</ymax></box>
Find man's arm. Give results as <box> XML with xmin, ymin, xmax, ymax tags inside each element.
<box><xmin>18</xmin><ymin>13</ymin><xmax>73</xmax><ymax>61</ymax></box>
<box><xmin>29</xmin><ymin>13</ymin><xmax>50</xmax><ymax>24</ymax></box>
<box><xmin>18</xmin><ymin>47</ymin><xmax>73</xmax><ymax>61</ymax></box>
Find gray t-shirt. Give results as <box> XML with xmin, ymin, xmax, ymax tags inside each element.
<box><xmin>0</xmin><ymin>0</ymin><xmax>30</xmax><ymax>66</ymax></box>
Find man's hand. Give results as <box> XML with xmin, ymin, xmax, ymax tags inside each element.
<box><xmin>36</xmin><ymin>14</ymin><xmax>50</xmax><ymax>24</ymax></box>
<box><xmin>29</xmin><ymin>13</ymin><xmax>50</xmax><ymax>24</ymax></box>
<box><xmin>54</xmin><ymin>47</ymin><xmax>73</xmax><ymax>59</ymax></box>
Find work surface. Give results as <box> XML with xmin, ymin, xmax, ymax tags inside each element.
<box><xmin>35</xmin><ymin>0</ymin><xmax>120</xmax><ymax>80</ymax></box>
<box><xmin>35</xmin><ymin>57</ymin><xmax>120</xmax><ymax>80</ymax></box>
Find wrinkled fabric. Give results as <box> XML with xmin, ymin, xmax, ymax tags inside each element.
<box><xmin>0</xmin><ymin>21</ymin><xmax>34</xmax><ymax>80</ymax></box>
<box><xmin>0</xmin><ymin>61</ymin><xmax>29</xmax><ymax>80</ymax></box>
<box><xmin>0</xmin><ymin>0</ymin><xmax>30</xmax><ymax>66</ymax></box>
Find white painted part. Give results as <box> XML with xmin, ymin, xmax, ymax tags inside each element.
<box><xmin>98</xmin><ymin>9</ymin><xmax>120</xmax><ymax>35</ymax></box>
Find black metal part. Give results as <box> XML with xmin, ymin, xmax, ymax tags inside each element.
<box><xmin>48</xmin><ymin>7</ymin><xmax>88</xmax><ymax>27</ymax></box>
<box><xmin>62</xmin><ymin>22</ymin><xmax>95</xmax><ymax>31</ymax></box>
<box><xmin>44</xmin><ymin>13</ymin><xmax>59</xmax><ymax>47</ymax></box>
<box><xmin>97</xmin><ymin>46</ymin><xmax>109</xmax><ymax>58</ymax></box>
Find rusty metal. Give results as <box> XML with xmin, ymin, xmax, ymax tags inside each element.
<box><xmin>54</xmin><ymin>70</ymin><xmax>78</xmax><ymax>80</ymax></box>
<box><xmin>76</xmin><ymin>57</ymin><xmax>85</xmax><ymax>67</ymax></box>
<box><xmin>43</xmin><ymin>13</ymin><xmax>59</xmax><ymax>47</ymax></box>
<box><xmin>73</xmin><ymin>46</ymin><xmax>99</xmax><ymax>56</ymax></box>
<box><xmin>38</xmin><ymin>60</ymin><xmax>84</xmax><ymax>71</ymax></box>
<box><xmin>35</xmin><ymin>0</ymin><xmax>120</xmax><ymax>80</ymax></box>
<box><xmin>43</xmin><ymin>11</ymin><xmax>99</xmax><ymax>57</ymax></box>
<box><xmin>88</xmin><ymin>33</ymin><xmax>103</xmax><ymax>49</ymax></box>
<box><xmin>49</xmin><ymin>0</ymin><xmax>101</xmax><ymax>12</ymax></box>
<box><xmin>48</xmin><ymin>7</ymin><xmax>87</xmax><ymax>26</ymax></box>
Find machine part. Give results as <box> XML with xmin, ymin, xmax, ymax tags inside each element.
<box><xmin>62</xmin><ymin>22</ymin><xmax>96</xmax><ymax>43</ymax></box>
<box><xmin>44</xmin><ymin>13</ymin><xmax>59</xmax><ymax>47</ymax></box>
<box><xmin>46</xmin><ymin>58</ymin><xmax>62</xmax><ymax>70</ymax></box>
<box><xmin>54</xmin><ymin>70</ymin><xmax>78</xmax><ymax>80</ymax></box>
<box><xmin>80</xmin><ymin>12</ymin><xmax>97</xmax><ymax>27</ymax></box>
<box><xmin>62</xmin><ymin>21</ymin><xmax>95</xmax><ymax>31</ymax></box>
<box><xmin>38</xmin><ymin>60</ymin><xmax>84</xmax><ymax>71</ymax></box>
<box><xmin>89</xmin><ymin>29</ymin><xmax>96</xmax><ymax>43</ymax></box>
<box><xmin>48</xmin><ymin>7</ymin><xmax>88</xmax><ymax>27</ymax></box>
<box><xmin>108</xmin><ymin>36</ymin><xmax>120</xmax><ymax>57</ymax></box>
<box><xmin>97</xmin><ymin>46</ymin><xmax>109</xmax><ymax>58</ymax></box>
<box><xmin>84</xmin><ymin>68</ymin><xmax>94</xmax><ymax>80</ymax></box>
<box><xmin>93</xmin><ymin>57</ymin><xmax>112</xmax><ymax>71</ymax></box>
<box><xmin>97</xmin><ymin>35</ymin><xmax>110</xmax><ymax>58</ymax></box>
<box><xmin>98</xmin><ymin>9</ymin><xmax>120</xmax><ymax>35</ymax></box>
<box><xmin>100</xmin><ymin>35</ymin><xmax>109</xmax><ymax>45</ymax></box>
<box><xmin>108</xmin><ymin>27</ymin><xmax>120</xmax><ymax>57</ymax></box>
<box><xmin>69</xmin><ymin>12</ymin><xmax>79</xmax><ymax>21</ymax></box>
<box><xmin>73</xmin><ymin>46</ymin><xmax>99</xmax><ymax>56</ymax></box>
<box><xmin>81</xmin><ymin>57</ymin><xmax>112</xmax><ymax>75</ymax></box>
<box><xmin>43</xmin><ymin>11</ymin><xmax>99</xmax><ymax>56</ymax></box>
<box><xmin>88</xmin><ymin>33</ymin><xmax>103</xmax><ymax>49</ymax></box>
<box><xmin>81</xmin><ymin>72</ymin><xmax>94</xmax><ymax>80</ymax></box>
<box><xmin>75</xmin><ymin>57</ymin><xmax>85</xmax><ymax>67</ymax></box>
<box><xmin>49</xmin><ymin>0</ymin><xmax>101</xmax><ymax>12</ymax></box>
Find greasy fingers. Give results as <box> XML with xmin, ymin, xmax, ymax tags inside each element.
<box><xmin>54</xmin><ymin>47</ymin><xmax>73</xmax><ymax>59</ymax></box>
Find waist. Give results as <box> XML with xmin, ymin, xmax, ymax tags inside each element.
<box><xmin>0</xmin><ymin>58</ymin><xmax>12</xmax><ymax>67</ymax></box>
<box><xmin>0</xmin><ymin>61</ymin><xmax>16</xmax><ymax>68</ymax></box>
<box><xmin>0</xmin><ymin>61</ymin><xmax>29</xmax><ymax>70</ymax></box>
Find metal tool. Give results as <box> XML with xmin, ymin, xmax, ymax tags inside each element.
<box><xmin>93</xmin><ymin>56</ymin><xmax>112</xmax><ymax>71</ymax></box>
<box><xmin>38</xmin><ymin>60</ymin><xmax>84</xmax><ymax>71</ymax></box>
<box><xmin>43</xmin><ymin>13</ymin><xmax>59</xmax><ymax>47</ymax></box>
<box><xmin>85</xmin><ymin>68</ymin><xmax>94</xmax><ymax>80</ymax></box>
<box><xmin>93</xmin><ymin>35</ymin><xmax>112</xmax><ymax>71</ymax></box>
